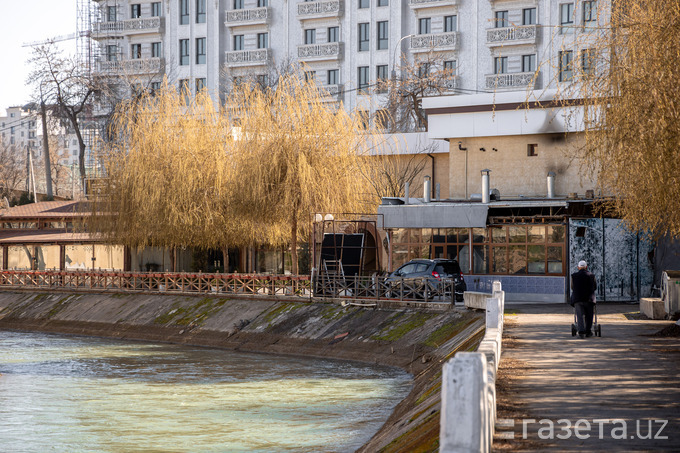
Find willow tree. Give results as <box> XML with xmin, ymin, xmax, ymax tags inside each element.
<box><xmin>571</xmin><ymin>0</ymin><xmax>680</xmax><ymax>237</ymax></box>
<box><xmin>227</xmin><ymin>76</ymin><xmax>371</xmax><ymax>273</ymax></box>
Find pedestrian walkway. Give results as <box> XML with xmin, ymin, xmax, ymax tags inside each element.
<box><xmin>494</xmin><ymin>303</ymin><xmax>680</xmax><ymax>451</ymax></box>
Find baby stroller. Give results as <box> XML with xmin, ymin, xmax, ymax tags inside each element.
<box><xmin>571</xmin><ymin>304</ymin><xmax>602</xmax><ymax>337</ymax></box>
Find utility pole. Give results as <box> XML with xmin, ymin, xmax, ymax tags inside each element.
<box><xmin>40</xmin><ymin>98</ymin><xmax>53</xmax><ymax>198</ymax></box>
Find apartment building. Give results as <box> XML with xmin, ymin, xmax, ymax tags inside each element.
<box><xmin>0</xmin><ymin>107</ymin><xmax>39</xmax><ymax>155</ymax></box>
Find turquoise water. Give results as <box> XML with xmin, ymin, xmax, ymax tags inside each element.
<box><xmin>0</xmin><ymin>331</ymin><xmax>412</xmax><ymax>452</ymax></box>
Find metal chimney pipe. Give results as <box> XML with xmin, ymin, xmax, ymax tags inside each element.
<box><xmin>404</xmin><ymin>182</ymin><xmax>410</xmax><ymax>204</ymax></box>
<box><xmin>547</xmin><ymin>171</ymin><xmax>556</xmax><ymax>198</ymax></box>
<box><xmin>435</xmin><ymin>183</ymin><xmax>441</xmax><ymax>201</ymax></box>
<box><xmin>481</xmin><ymin>169</ymin><xmax>491</xmax><ymax>203</ymax></box>
<box><xmin>423</xmin><ymin>176</ymin><xmax>431</xmax><ymax>203</ymax></box>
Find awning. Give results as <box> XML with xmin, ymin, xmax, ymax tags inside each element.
<box><xmin>377</xmin><ymin>203</ymin><xmax>489</xmax><ymax>229</ymax></box>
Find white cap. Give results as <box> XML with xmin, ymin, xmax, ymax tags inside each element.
<box><xmin>578</xmin><ymin>260</ymin><xmax>587</xmax><ymax>268</ymax></box>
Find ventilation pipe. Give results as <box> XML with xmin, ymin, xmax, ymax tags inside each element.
<box><xmin>547</xmin><ymin>171</ymin><xmax>556</xmax><ymax>198</ymax></box>
<box><xmin>404</xmin><ymin>182</ymin><xmax>410</xmax><ymax>205</ymax></box>
<box><xmin>423</xmin><ymin>176</ymin><xmax>431</xmax><ymax>203</ymax></box>
<box><xmin>481</xmin><ymin>169</ymin><xmax>491</xmax><ymax>203</ymax></box>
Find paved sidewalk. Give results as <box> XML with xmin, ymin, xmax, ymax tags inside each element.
<box><xmin>494</xmin><ymin>303</ymin><xmax>680</xmax><ymax>452</ymax></box>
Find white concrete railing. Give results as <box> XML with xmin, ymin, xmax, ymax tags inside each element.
<box><xmin>92</xmin><ymin>17</ymin><xmax>163</xmax><ymax>35</ymax></box>
<box><xmin>440</xmin><ymin>281</ymin><xmax>505</xmax><ymax>453</ymax></box>
<box><xmin>225</xmin><ymin>7</ymin><xmax>270</xmax><ymax>25</ymax></box>
<box><xmin>297</xmin><ymin>0</ymin><xmax>343</xmax><ymax>18</ymax></box>
<box><xmin>485</xmin><ymin>71</ymin><xmax>539</xmax><ymax>90</ymax></box>
<box><xmin>486</xmin><ymin>25</ymin><xmax>538</xmax><ymax>45</ymax></box>
<box><xmin>410</xmin><ymin>32</ymin><xmax>459</xmax><ymax>52</ymax></box>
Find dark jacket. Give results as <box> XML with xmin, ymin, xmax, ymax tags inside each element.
<box><xmin>571</xmin><ymin>269</ymin><xmax>597</xmax><ymax>305</ymax></box>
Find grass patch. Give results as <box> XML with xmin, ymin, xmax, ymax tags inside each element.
<box><xmin>372</xmin><ymin>313</ymin><xmax>436</xmax><ymax>342</ymax></box>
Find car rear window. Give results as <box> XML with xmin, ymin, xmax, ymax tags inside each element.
<box><xmin>435</xmin><ymin>262</ymin><xmax>461</xmax><ymax>276</ymax></box>
<box><xmin>414</xmin><ymin>263</ymin><xmax>429</xmax><ymax>273</ymax></box>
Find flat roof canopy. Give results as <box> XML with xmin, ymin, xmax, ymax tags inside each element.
<box><xmin>378</xmin><ymin>203</ymin><xmax>489</xmax><ymax>229</ymax></box>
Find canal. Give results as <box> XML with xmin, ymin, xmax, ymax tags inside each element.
<box><xmin>0</xmin><ymin>331</ymin><xmax>412</xmax><ymax>452</ymax></box>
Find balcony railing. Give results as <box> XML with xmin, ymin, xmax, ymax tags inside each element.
<box><xmin>408</xmin><ymin>0</ymin><xmax>458</xmax><ymax>8</ymax></box>
<box><xmin>297</xmin><ymin>0</ymin><xmax>343</xmax><ymax>19</ymax></box>
<box><xmin>485</xmin><ymin>71</ymin><xmax>540</xmax><ymax>90</ymax></box>
<box><xmin>225</xmin><ymin>49</ymin><xmax>271</xmax><ymax>66</ymax></box>
<box><xmin>297</xmin><ymin>42</ymin><xmax>343</xmax><ymax>61</ymax></box>
<box><xmin>486</xmin><ymin>25</ymin><xmax>538</xmax><ymax>46</ymax></box>
<box><xmin>319</xmin><ymin>84</ymin><xmax>343</xmax><ymax>101</ymax></box>
<box><xmin>225</xmin><ymin>7</ymin><xmax>271</xmax><ymax>26</ymax></box>
<box><xmin>410</xmin><ymin>32</ymin><xmax>459</xmax><ymax>52</ymax></box>
<box><xmin>96</xmin><ymin>57</ymin><xmax>164</xmax><ymax>75</ymax></box>
<box><xmin>91</xmin><ymin>17</ymin><xmax>164</xmax><ymax>37</ymax></box>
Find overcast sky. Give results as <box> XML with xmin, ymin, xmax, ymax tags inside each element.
<box><xmin>0</xmin><ymin>1</ymin><xmax>77</xmax><ymax>115</ymax></box>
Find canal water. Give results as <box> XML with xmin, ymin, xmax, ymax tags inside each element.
<box><xmin>0</xmin><ymin>331</ymin><xmax>412</xmax><ymax>452</ymax></box>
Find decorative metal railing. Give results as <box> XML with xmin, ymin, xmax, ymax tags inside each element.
<box><xmin>0</xmin><ymin>270</ymin><xmax>311</xmax><ymax>298</ymax></box>
<box><xmin>486</xmin><ymin>25</ymin><xmax>537</xmax><ymax>45</ymax></box>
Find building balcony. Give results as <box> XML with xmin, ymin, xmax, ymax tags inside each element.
<box><xmin>96</xmin><ymin>57</ymin><xmax>165</xmax><ymax>75</ymax></box>
<box><xmin>485</xmin><ymin>71</ymin><xmax>540</xmax><ymax>90</ymax></box>
<box><xmin>225</xmin><ymin>7</ymin><xmax>271</xmax><ymax>27</ymax></box>
<box><xmin>297</xmin><ymin>1</ymin><xmax>343</xmax><ymax>20</ymax></box>
<box><xmin>410</xmin><ymin>32</ymin><xmax>459</xmax><ymax>53</ymax></box>
<box><xmin>486</xmin><ymin>25</ymin><xmax>538</xmax><ymax>47</ymax></box>
<box><xmin>408</xmin><ymin>0</ymin><xmax>458</xmax><ymax>9</ymax></box>
<box><xmin>297</xmin><ymin>42</ymin><xmax>344</xmax><ymax>61</ymax></box>
<box><xmin>224</xmin><ymin>49</ymin><xmax>271</xmax><ymax>67</ymax></box>
<box><xmin>91</xmin><ymin>17</ymin><xmax>164</xmax><ymax>38</ymax></box>
<box><xmin>319</xmin><ymin>84</ymin><xmax>343</xmax><ymax>102</ymax></box>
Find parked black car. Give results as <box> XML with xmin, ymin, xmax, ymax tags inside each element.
<box><xmin>386</xmin><ymin>259</ymin><xmax>466</xmax><ymax>302</ymax></box>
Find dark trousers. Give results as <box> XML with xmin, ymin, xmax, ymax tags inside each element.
<box><xmin>574</xmin><ymin>302</ymin><xmax>594</xmax><ymax>335</ymax></box>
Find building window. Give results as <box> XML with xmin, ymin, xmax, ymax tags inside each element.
<box><xmin>358</xmin><ymin>66</ymin><xmax>370</xmax><ymax>93</ymax></box>
<box><xmin>196</xmin><ymin>0</ymin><xmax>206</xmax><ymax>23</ymax></box>
<box><xmin>257</xmin><ymin>33</ymin><xmax>268</xmax><ymax>49</ymax></box>
<box><xmin>234</xmin><ymin>0</ymin><xmax>243</xmax><ymax>9</ymax></box>
<box><xmin>444</xmin><ymin>15</ymin><xmax>457</xmax><ymax>33</ymax></box>
<box><xmin>179</xmin><ymin>39</ymin><xmax>189</xmax><ymax>65</ymax></box>
<box><xmin>151</xmin><ymin>81</ymin><xmax>161</xmax><ymax>92</ymax></box>
<box><xmin>583</xmin><ymin>1</ymin><xmax>596</xmax><ymax>28</ymax></box>
<box><xmin>521</xmin><ymin>54</ymin><xmax>536</xmax><ymax>72</ymax></box>
<box><xmin>327</xmin><ymin>69</ymin><xmax>339</xmax><ymax>85</ymax></box>
<box><xmin>494</xmin><ymin>56</ymin><xmax>507</xmax><ymax>74</ymax></box>
<box><xmin>233</xmin><ymin>34</ymin><xmax>244</xmax><ymax>51</ymax></box>
<box><xmin>444</xmin><ymin>60</ymin><xmax>457</xmax><ymax>75</ymax></box>
<box><xmin>179</xmin><ymin>79</ymin><xmax>190</xmax><ymax>98</ymax></box>
<box><xmin>527</xmin><ymin>143</ymin><xmax>538</xmax><ymax>157</ymax></box>
<box><xmin>257</xmin><ymin>0</ymin><xmax>268</xmax><ymax>6</ymax></box>
<box><xmin>523</xmin><ymin>8</ymin><xmax>536</xmax><ymax>26</ymax></box>
<box><xmin>304</xmin><ymin>71</ymin><xmax>316</xmax><ymax>83</ymax></box>
<box><xmin>305</xmin><ymin>29</ymin><xmax>316</xmax><ymax>44</ymax></box>
<box><xmin>559</xmin><ymin>50</ymin><xmax>573</xmax><ymax>81</ymax></box>
<box><xmin>196</xmin><ymin>78</ymin><xmax>206</xmax><ymax>92</ymax></box>
<box><xmin>494</xmin><ymin>10</ymin><xmax>509</xmax><ymax>28</ymax></box>
<box><xmin>560</xmin><ymin>3</ymin><xmax>574</xmax><ymax>34</ymax></box>
<box><xmin>196</xmin><ymin>38</ymin><xmax>206</xmax><ymax>64</ymax></box>
<box><xmin>107</xmin><ymin>6</ymin><xmax>117</xmax><ymax>22</ymax></box>
<box><xmin>376</xmin><ymin>64</ymin><xmax>388</xmax><ymax>82</ymax></box>
<box><xmin>378</xmin><ymin>0</ymin><xmax>388</xmax><ymax>6</ymax></box>
<box><xmin>106</xmin><ymin>45</ymin><xmax>118</xmax><ymax>62</ymax></box>
<box><xmin>359</xmin><ymin>0</ymin><xmax>369</xmax><ymax>8</ymax></box>
<box><xmin>328</xmin><ymin>26</ymin><xmax>339</xmax><ymax>43</ymax></box>
<box><xmin>151</xmin><ymin>42</ymin><xmax>162</xmax><ymax>58</ymax></box>
<box><xmin>180</xmin><ymin>0</ymin><xmax>189</xmax><ymax>24</ymax></box>
<box><xmin>151</xmin><ymin>2</ymin><xmax>162</xmax><ymax>17</ymax></box>
<box><xmin>377</xmin><ymin>21</ymin><xmax>388</xmax><ymax>50</ymax></box>
<box><xmin>131</xmin><ymin>43</ymin><xmax>142</xmax><ymax>59</ymax></box>
<box><xmin>358</xmin><ymin>23</ymin><xmax>370</xmax><ymax>51</ymax></box>
<box><xmin>131</xmin><ymin>4</ymin><xmax>141</xmax><ymax>19</ymax></box>
<box><xmin>417</xmin><ymin>62</ymin><xmax>430</xmax><ymax>78</ymax></box>
<box><xmin>257</xmin><ymin>74</ymin><xmax>269</xmax><ymax>86</ymax></box>
<box><xmin>418</xmin><ymin>18</ymin><xmax>431</xmax><ymax>35</ymax></box>
<box><xmin>581</xmin><ymin>48</ymin><xmax>595</xmax><ymax>75</ymax></box>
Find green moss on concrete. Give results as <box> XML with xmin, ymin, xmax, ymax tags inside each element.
<box><xmin>380</xmin><ymin>410</ymin><xmax>440</xmax><ymax>453</ymax></box>
<box><xmin>414</xmin><ymin>382</ymin><xmax>442</xmax><ymax>406</ymax></box>
<box><xmin>261</xmin><ymin>302</ymin><xmax>303</xmax><ymax>324</ymax></box>
<box><xmin>154</xmin><ymin>298</ymin><xmax>228</xmax><ymax>327</ymax></box>
<box><xmin>424</xmin><ymin>314</ymin><xmax>477</xmax><ymax>348</ymax></box>
<box><xmin>46</xmin><ymin>298</ymin><xmax>72</xmax><ymax>319</ymax></box>
<box><xmin>372</xmin><ymin>313</ymin><xmax>436</xmax><ymax>342</ymax></box>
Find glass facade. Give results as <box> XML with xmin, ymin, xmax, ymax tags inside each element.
<box><xmin>390</xmin><ymin>225</ymin><xmax>565</xmax><ymax>276</ymax></box>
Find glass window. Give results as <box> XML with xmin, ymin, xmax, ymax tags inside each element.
<box><xmin>151</xmin><ymin>81</ymin><xmax>161</xmax><ymax>92</ymax></box>
<box><xmin>179</xmin><ymin>78</ymin><xmax>190</xmax><ymax>97</ymax></box>
<box><xmin>327</xmin><ymin>69</ymin><xmax>339</xmax><ymax>85</ymax></box>
<box><xmin>528</xmin><ymin>226</ymin><xmax>546</xmax><ymax>243</ymax></box>
<box><xmin>473</xmin><ymin>245</ymin><xmax>488</xmax><ymax>274</ymax></box>
<box><xmin>258</xmin><ymin>0</ymin><xmax>268</xmax><ymax>6</ymax></box>
<box><xmin>107</xmin><ymin>6</ymin><xmax>117</xmax><ymax>22</ymax></box>
<box><xmin>358</xmin><ymin>66</ymin><xmax>370</xmax><ymax>92</ymax></box>
<box><xmin>304</xmin><ymin>71</ymin><xmax>316</xmax><ymax>82</ymax></box>
<box><xmin>233</xmin><ymin>0</ymin><xmax>243</xmax><ymax>8</ymax></box>
<box><xmin>444</xmin><ymin>15</ymin><xmax>457</xmax><ymax>33</ymax></box>
<box><xmin>495</xmin><ymin>10</ymin><xmax>509</xmax><ymax>28</ymax></box>
<box><xmin>196</xmin><ymin>0</ymin><xmax>206</xmax><ymax>23</ymax></box>
<box><xmin>151</xmin><ymin>41</ymin><xmax>162</xmax><ymax>58</ymax></box>
<box><xmin>378</xmin><ymin>0</ymin><xmax>388</xmax><ymax>6</ymax></box>
<box><xmin>257</xmin><ymin>33</ymin><xmax>268</xmax><ymax>49</ymax></box>
<box><xmin>180</xmin><ymin>0</ymin><xmax>189</xmax><ymax>24</ymax></box>
<box><xmin>233</xmin><ymin>35</ymin><xmax>244</xmax><ymax>51</ymax></box>
<box><xmin>444</xmin><ymin>60</ymin><xmax>457</xmax><ymax>73</ymax></box>
<box><xmin>305</xmin><ymin>29</ymin><xmax>316</xmax><ymax>44</ymax></box>
<box><xmin>107</xmin><ymin>44</ymin><xmax>118</xmax><ymax>62</ymax></box>
<box><xmin>328</xmin><ymin>26</ymin><xmax>339</xmax><ymax>43</ymax></box>
<box><xmin>376</xmin><ymin>64</ymin><xmax>388</xmax><ymax>82</ymax></box>
<box><xmin>418</xmin><ymin>18</ymin><xmax>431</xmax><ymax>35</ymax></box>
<box><xmin>559</xmin><ymin>50</ymin><xmax>574</xmax><ymax>81</ymax></box>
<box><xmin>509</xmin><ymin>245</ymin><xmax>527</xmax><ymax>274</ymax></box>
<box><xmin>494</xmin><ymin>56</ymin><xmax>508</xmax><ymax>74</ymax></box>
<box><xmin>492</xmin><ymin>246</ymin><xmax>507</xmax><ymax>273</ymax></box>
<box><xmin>509</xmin><ymin>226</ymin><xmax>527</xmax><ymax>243</ymax></box>
<box><xmin>528</xmin><ymin>245</ymin><xmax>546</xmax><ymax>274</ymax></box>
<box><xmin>151</xmin><ymin>2</ymin><xmax>162</xmax><ymax>17</ymax></box>
<box><xmin>196</xmin><ymin>37</ymin><xmax>206</xmax><ymax>64</ymax></box>
<box><xmin>522</xmin><ymin>54</ymin><xmax>536</xmax><ymax>73</ymax></box>
<box><xmin>581</xmin><ymin>48</ymin><xmax>595</xmax><ymax>75</ymax></box>
<box><xmin>583</xmin><ymin>1</ymin><xmax>596</xmax><ymax>27</ymax></box>
<box><xmin>359</xmin><ymin>0</ymin><xmax>369</xmax><ymax>8</ymax></box>
<box><xmin>377</xmin><ymin>21</ymin><xmax>388</xmax><ymax>50</ymax></box>
<box><xmin>131</xmin><ymin>4</ymin><xmax>141</xmax><ymax>19</ymax></box>
<box><xmin>523</xmin><ymin>8</ymin><xmax>536</xmax><ymax>25</ymax></box>
<box><xmin>358</xmin><ymin>23</ymin><xmax>370</xmax><ymax>51</ymax></box>
<box><xmin>560</xmin><ymin>3</ymin><xmax>574</xmax><ymax>34</ymax></box>
<box><xmin>179</xmin><ymin>39</ymin><xmax>189</xmax><ymax>65</ymax></box>
<box><xmin>548</xmin><ymin>225</ymin><xmax>565</xmax><ymax>243</ymax></box>
<box><xmin>547</xmin><ymin>246</ymin><xmax>563</xmax><ymax>273</ymax></box>
<box><xmin>131</xmin><ymin>43</ymin><xmax>142</xmax><ymax>59</ymax></box>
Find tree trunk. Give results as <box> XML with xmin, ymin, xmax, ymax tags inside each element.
<box><xmin>291</xmin><ymin>214</ymin><xmax>298</xmax><ymax>275</ymax></box>
<box><xmin>40</xmin><ymin>102</ymin><xmax>53</xmax><ymax>199</ymax></box>
<box><xmin>221</xmin><ymin>247</ymin><xmax>230</xmax><ymax>273</ymax></box>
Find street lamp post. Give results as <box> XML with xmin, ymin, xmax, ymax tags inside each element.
<box><xmin>391</xmin><ymin>34</ymin><xmax>415</xmax><ymax>81</ymax></box>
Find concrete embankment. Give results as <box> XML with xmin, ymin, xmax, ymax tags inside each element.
<box><xmin>0</xmin><ymin>291</ymin><xmax>484</xmax><ymax>452</ymax></box>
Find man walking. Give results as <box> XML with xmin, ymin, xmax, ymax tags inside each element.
<box><xmin>570</xmin><ymin>260</ymin><xmax>597</xmax><ymax>338</ymax></box>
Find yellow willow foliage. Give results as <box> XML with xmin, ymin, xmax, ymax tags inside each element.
<box><xmin>575</xmin><ymin>0</ymin><xmax>680</xmax><ymax>237</ymax></box>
